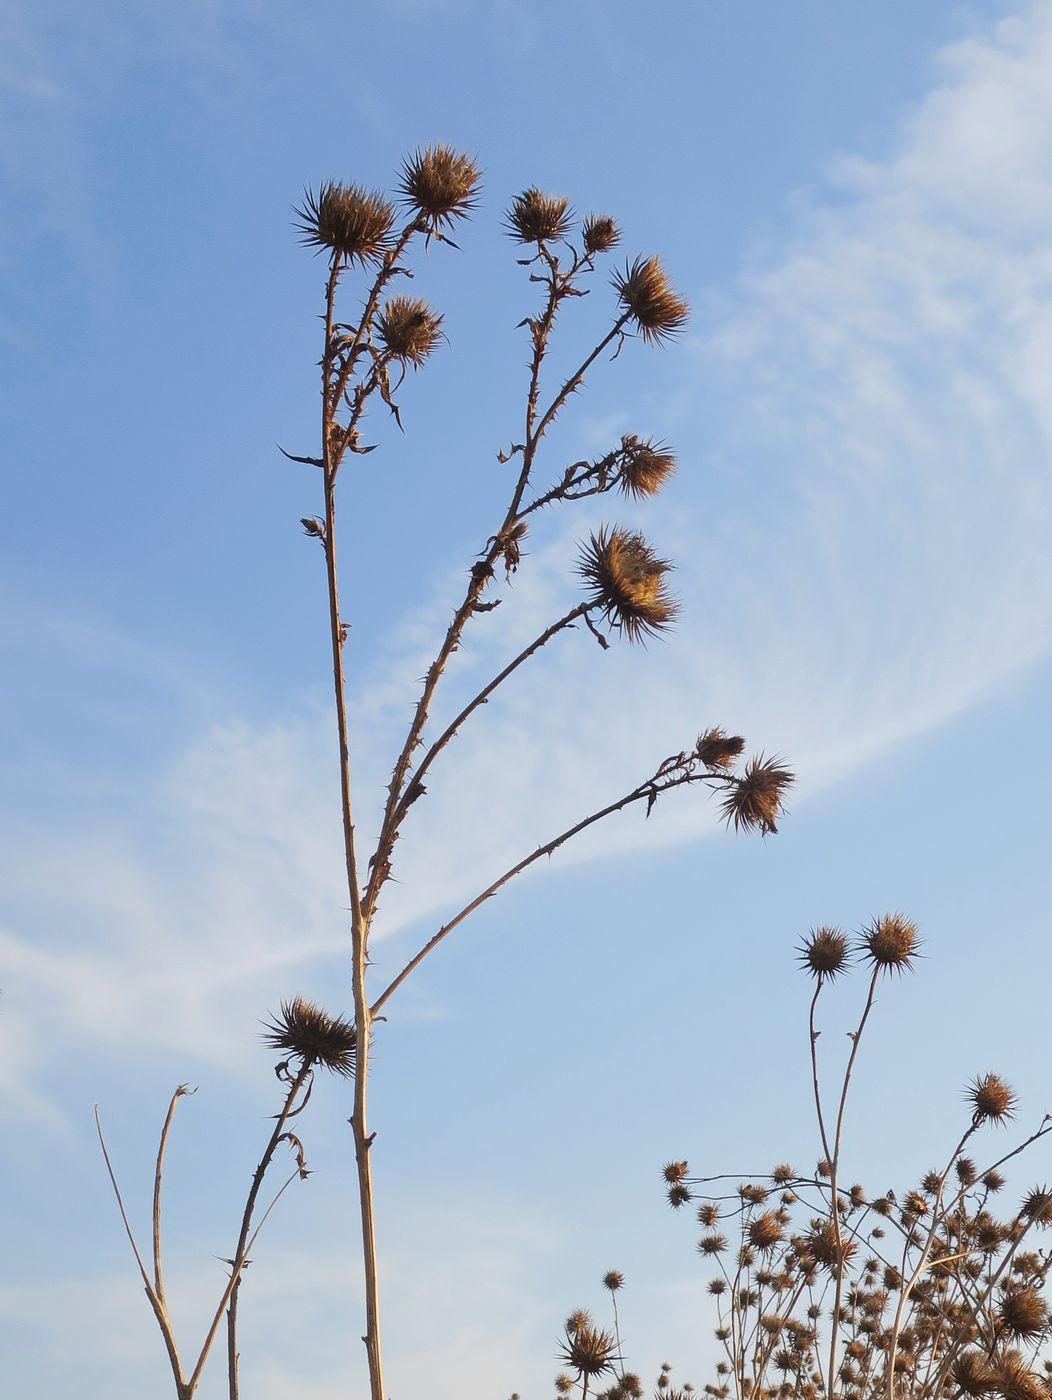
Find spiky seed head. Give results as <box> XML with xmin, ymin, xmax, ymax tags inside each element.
<box><xmin>663</xmin><ymin>1160</ymin><xmax>689</xmax><ymax>1183</ymax></box>
<box><xmin>565</xmin><ymin>1308</ymin><xmax>592</xmax><ymax>1335</ymax></box>
<box><xmin>620</xmin><ymin>1375</ymin><xmax>644</xmax><ymax>1399</ymax></box>
<box><xmin>749</xmin><ymin>1212</ymin><xmax>784</xmax><ymax>1253</ymax></box>
<box><xmin>1022</xmin><ymin>1187</ymin><xmax>1052</xmax><ymax>1224</ymax></box>
<box><xmin>997</xmin><ymin>1354</ymin><xmax>1048</xmax><ymax>1400</ymax></box>
<box><xmin>617</xmin><ymin>434</ymin><xmax>677</xmax><ymax>499</ymax></box>
<box><xmin>983</xmin><ymin>1169</ymin><xmax>1006</xmax><ymax>1192</ymax></box>
<box><xmin>613</xmin><ymin>255</ymin><xmax>689</xmax><ymax>344</ymax></box>
<box><xmin>668</xmin><ymin>1183</ymin><xmax>691</xmax><ymax>1208</ymax></box>
<box><xmin>720</xmin><ymin>754</ymin><xmax>794</xmax><ymax>836</ymax></box>
<box><xmin>377</xmin><ymin>296</ymin><xmax>445</xmax><ymax>367</ymax></box>
<box><xmin>798</xmin><ymin>926</ymin><xmax>850</xmax><ymax>981</ymax></box>
<box><xmin>952</xmin><ymin>1353</ymin><xmax>999</xmax><ymax>1397</ymax></box>
<box><xmin>956</xmin><ymin>1156</ymin><xmax>978</xmax><ymax>1186</ymax></box>
<box><xmin>261</xmin><ymin>997</ymin><xmax>357</xmax><ymax>1077</ymax></box>
<box><xmin>967</xmin><ymin>1073</ymin><xmax>1017</xmax><ymax>1125</ymax></box>
<box><xmin>555</xmin><ymin>1375</ymin><xmax>575</xmax><ymax>1395</ymax></box>
<box><xmin>772</xmin><ymin>1163</ymin><xmax>794</xmax><ymax>1185</ymax></box>
<box><xmin>802</xmin><ymin>1222</ymin><xmax>858</xmax><ymax>1275</ymax></box>
<box><xmin>858</xmin><ymin>913</ymin><xmax>920</xmax><ymax>976</ymax></box>
<box><xmin>506</xmin><ymin>187</ymin><xmax>574</xmax><ymax>244</ymax></box>
<box><xmin>698</xmin><ymin>1233</ymin><xmax>728</xmax><ymax>1256</ymax></box>
<box><xmin>740</xmin><ymin>1183</ymin><xmax>770</xmax><ymax>1205</ymax></box>
<box><xmin>1000</xmin><ymin>1287</ymin><xmax>1048</xmax><ymax>1338</ymax></box>
<box><xmin>557</xmin><ymin>1321</ymin><xmax>617</xmax><ymax>1379</ymax></box>
<box><xmin>398</xmin><ymin>145</ymin><xmax>481</xmax><ymax>228</ymax></box>
<box><xmin>603</xmin><ymin>1269</ymin><xmax>624</xmax><ymax>1292</ymax></box>
<box><xmin>695</xmin><ymin>727</ymin><xmax>746</xmax><ymax>772</ymax></box>
<box><xmin>708</xmin><ymin>1278</ymin><xmax>727</xmax><ymax>1296</ymax></box>
<box><xmin>577</xmin><ymin>526</ymin><xmax>678</xmax><ymax>643</ymax></box>
<box><xmin>294</xmin><ymin>182</ymin><xmax>394</xmax><ymax>265</ymax></box>
<box><xmin>583</xmin><ymin>213</ymin><xmax>620</xmax><ymax>255</ymax></box>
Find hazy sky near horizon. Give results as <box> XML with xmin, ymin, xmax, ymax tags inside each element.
<box><xmin>4</xmin><ymin>1</ymin><xmax>1052</xmax><ymax>1396</ymax></box>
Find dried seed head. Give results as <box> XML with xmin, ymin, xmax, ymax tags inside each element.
<box><xmin>668</xmin><ymin>1183</ymin><xmax>691</xmax><ymax>1208</ymax></box>
<box><xmin>617</xmin><ymin>434</ymin><xmax>677</xmax><ymax>499</ymax></box>
<box><xmin>952</xmin><ymin>1353</ymin><xmax>999</xmax><ymax>1397</ymax></box>
<box><xmin>697</xmin><ymin>1202</ymin><xmax>720</xmax><ymax>1227</ymax></box>
<box><xmin>695</xmin><ymin>728</ymin><xmax>746</xmax><ymax>772</ymax></box>
<box><xmin>983</xmin><ymin>1169</ymin><xmax>1006</xmax><ymax>1192</ymax></box>
<box><xmin>555</xmin><ymin>1375</ymin><xmax>575</xmax><ymax>1395</ymax></box>
<box><xmin>664</xmin><ymin>1160</ymin><xmax>690</xmax><ymax>1183</ymax></box>
<box><xmin>801</xmin><ymin>1221</ymin><xmax>858</xmax><ymax>1275</ymax></box>
<box><xmin>1022</xmin><ymin>1187</ymin><xmax>1052</xmax><ymax>1225</ymax></box>
<box><xmin>749</xmin><ymin>1212</ymin><xmax>785</xmax><ymax>1253</ymax></box>
<box><xmin>720</xmin><ymin>754</ymin><xmax>794</xmax><ymax>836</ymax></box>
<box><xmin>698</xmin><ymin>1233</ymin><xmax>728</xmax><ymax>1256</ymax></box>
<box><xmin>262</xmin><ymin>997</ymin><xmax>357</xmax><ymax>1077</ymax></box>
<box><xmin>583</xmin><ymin>213</ymin><xmax>620</xmax><ymax>255</ymax></box>
<box><xmin>967</xmin><ymin>1073</ymin><xmax>1017</xmax><ymax>1125</ymax></box>
<box><xmin>294</xmin><ymin>182</ymin><xmax>394</xmax><ymax>265</ymax></box>
<box><xmin>577</xmin><ymin>526</ymin><xmax>678</xmax><ymax>643</ymax></box>
<box><xmin>603</xmin><ymin>1269</ymin><xmax>624</xmax><ymax>1292</ymax></box>
<box><xmin>997</xmin><ymin>1353</ymin><xmax>1048</xmax><ymax>1400</ymax></box>
<box><xmin>565</xmin><ymin>1308</ymin><xmax>592</xmax><ymax>1335</ymax></box>
<box><xmin>506</xmin><ymin>187</ymin><xmax>574</xmax><ymax>244</ymax></box>
<box><xmin>1000</xmin><ymin>1286</ymin><xmax>1048</xmax><ymax>1338</ymax></box>
<box><xmin>557</xmin><ymin>1321</ymin><xmax>617</xmax><ymax>1379</ymax></box>
<box><xmin>772</xmin><ymin>1163</ymin><xmax>795</xmax><ymax>1185</ymax></box>
<box><xmin>798</xmin><ymin>926</ymin><xmax>850</xmax><ymax>981</ymax></box>
<box><xmin>956</xmin><ymin>1157</ymin><xmax>978</xmax><ymax>1186</ymax></box>
<box><xmin>859</xmin><ymin>913</ymin><xmax>920</xmax><ymax>976</ymax></box>
<box><xmin>377</xmin><ymin>296</ymin><xmax>445</xmax><ymax>367</ymax></box>
<box><xmin>614</xmin><ymin>255</ymin><xmax>689</xmax><ymax>344</ymax></box>
<box><xmin>398</xmin><ymin>145</ymin><xmax>481</xmax><ymax>229</ymax></box>
<box><xmin>619</xmin><ymin>1374</ymin><xmax>644</xmax><ymax>1399</ymax></box>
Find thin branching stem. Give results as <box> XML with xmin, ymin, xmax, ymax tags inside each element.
<box><xmin>371</xmin><ymin>763</ymin><xmax>731</xmax><ymax>1017</ymax></box>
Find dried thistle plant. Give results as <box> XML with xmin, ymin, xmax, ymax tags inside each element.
<box><xmin>646</xmin><ymin>921</ymin><xmax>1052</xmax><ymax>1400</ymax></box>
<box><xmin>98</xmin><ymin>149</ymin><xmax>794</xmax><ymax>1400</ymax></box>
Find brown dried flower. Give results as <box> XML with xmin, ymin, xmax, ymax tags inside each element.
<box><xmin>557</xmin><ymin>1321</ymin><xmax>617</xmax><ymax>1380</ymax></box>
<box><xmin>996</xmin><ymin>1352</ymin><xmax>1048</xmax><ymax>1400</ymax></box>
<box><xmin>798</xmin><ymin>926</ymin><xmax>850</xmax><ymax>981</ymax></box>
<box><xmin>967</xmin><ymin>1073</ymin><xmax>1017</xmax><ymax>1125</ymax></box>
<box><xmin>614</xmin><ymin>255</ymin><xmax>689</xmax><ymax>344</ymax></box>
<box><xmin>719</xmin><ymin>754</ymin><xmax>794</xmax><ymax>835</ymax></box>
<box><xmin>506</xmin><ymin>187</ymin><xmax>574</xmax><ymax>244</ymax></box>
<box><xmin>577</xmin><ymin>526</ymin><xmax>678</xmax><ymax>643</ymax></box>
<box><xmin>858</xmin><ymin>913</ymin><xmax>920</xmax><ymax>976</ymax></box>
<box><xmin>1022</xmin><ymin>1187</ymin><xmax>1052</xmax><ymax>1224</ymax></box>
<box><xmin>663</xmin><ymin>1160</ymin><xmax>690</xmax><ymax>1182</ymax></box>
<box><xmin>295</xmin><ymin>182</ymin><xmax>394</xmax><ymax>265</ymax></box>
<box><xmin>262</xmin><ymin>997</ymin><xmax>357</xmax><ymax>1077</ymax></box>
<box><xmin>583</xmin><ymin>213</ymin><xmax>620</xmax><ymax>255</ymax></box>
<box><xmin>603</xmin><ymin>1269</ymin><xmax>624</xmax><ymax>1292</ymax></box>
<box><xmin>952</xmin><ymin>1353</ymin><xmax>999</xmax><ymax>1398</ymax></box>
<box><xmin>999</xmin><ymin>1286</ymin><xmax>1048</xmax><ymax>1338</ymax></box>
<box><xmin>617</xmin><ymin>435</ymin><xmax>676</xmax><ymax>499</ymax></box>
<box><xmin>749</xmin><ymin>1212</ymin><xmax>785</xmax><ymax>1252</ymax></box>
<box><xmin>693</xmin><ymin>729</ymin><xmax>744</xmax><ymax>775</ymax></box>
<box><xmin>377</xmin><ymin>296</ymin><xmax>445</xmax><ymax>367</ymax></box>
<box><xmin>398</xmin><ymin>145</ymin><xmax>481</xmax><ymax>229</ymax></box>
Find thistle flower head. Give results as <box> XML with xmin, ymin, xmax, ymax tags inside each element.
<box><xmin>577</xmin><ymin>526</ymin><xmax>678</xmax><ymax>643</ymax></box>
<box><xmin>967</xmin><ymin>1072</ymin><xmax>1017</xmax><ymax>1125</ymax></box>
<box><xmin>603</xmin><ymin>1269</ymin><xmax>625</xmax><ymax>1292</ymax></box>
<box><xmin>617</xmin><ymin>435</ymin><xmax>676</xmax><ymax>499</ymax></box>
<box><xmin>377</xmin><ymin>296</ymin><xmax>445</xmax><ymax>367</ymax></box>
<box><xmin>583</xmin><ymin>213</ymin><xmax>620</xmax><ymax>255</ymax></box>
<box><xmin>997</xmin><ymin>1354</ymin><xmax>1048</xmax><ymax>1400</ymax></box>
<box><xmin>614</xmin><ymin>255</ymin><xmax>689</xmax><ymax>344</ymax></box>
<box><xmin>664</xmin><ymin>1160</ymin><xmax>690</xmax><ymax>1183</ymax></box>
<box><xmin>506</xmin><ymin>187</ymin><xmax>574</xmax><ymax>244</ymax></box>
<box><xmin>749</xmin><ymin>1212</ymin><xmax>784</xmax><ymax>1253</ymax></box>
<box><xmin>999</xmin><ymin>1286</ymin><xmax>1048</xmax><ymax>1338</ymax></box>
<box><xmin>719</xmin><ymin>754</ymin><xmax>794</xmax><ymax>835</ymax></box>
<box><xmin>798</xmin><ymin>926</ymin><xmax>850</xmax><ymax>981</ymax></box>
<box><xmin>695</xmin><ymin>728</ymin><xmax>746</xmax><ymax>772</ymax></box>
<box><xmin>398</xmin><ymin>145</ymin><xmax>481</xmax><ymax>229</ymax></box>
<box><xmin>951</xmin><ymin>1353</ymin><xmax>999</xmax><ymax>1398</ymax></box>
<box><xmin>858</xmin><ymin>913</ymin><xmax>920</xmax><ymax>976</ymax></box>
<box><xmin>1022</xmin><ymin>1187</ymin><xmax>1052</xmax><ymax>1225</ymax></box>
<box><xmin>557</xmin><ymin>1320</ymin><xmax>617</xmax><ymax>1379</ymax></box>
<box><xmin>262</xmin><ymin>997</ymin><xmax>357</xmax><ymax>1077</ymax></box>
<box><xmin>294</xmin><ymin>182</ymin><xmax>394</xmax><ymax>265</ymax></box>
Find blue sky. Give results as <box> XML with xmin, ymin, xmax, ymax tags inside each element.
<box><xmin>4</xmin><ymin>1</ymin><xmax>1052</xmax><ymax>1396</ymax></box>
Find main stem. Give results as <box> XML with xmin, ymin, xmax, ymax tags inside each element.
<box><xmin>320</xmin><ymin>257</ymin><xmax>384</xmax><ymax>1400</ymax></box>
